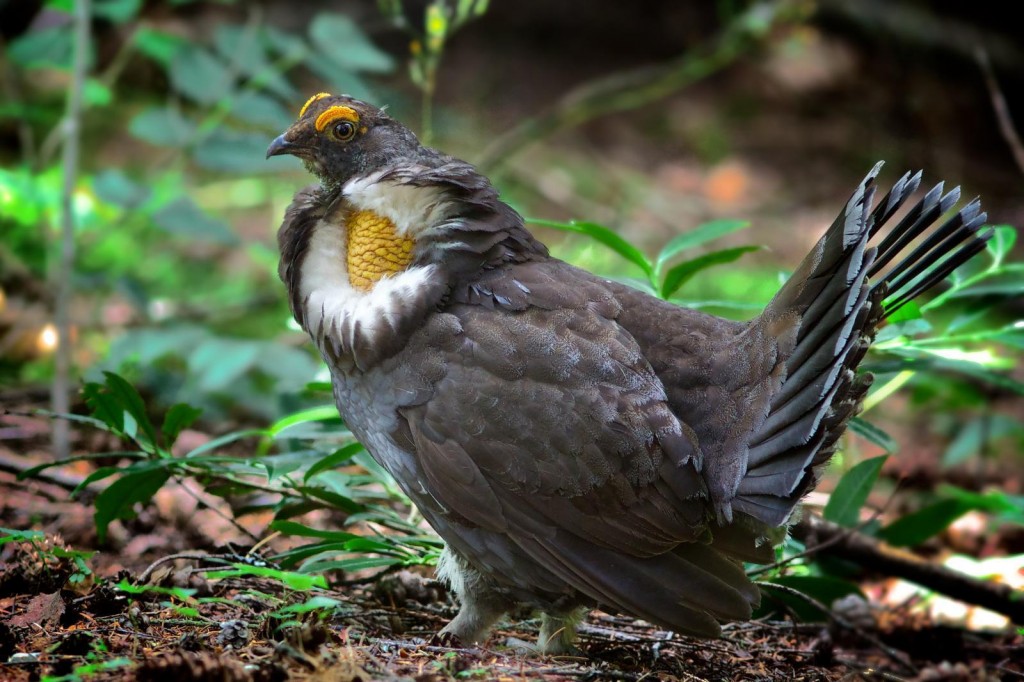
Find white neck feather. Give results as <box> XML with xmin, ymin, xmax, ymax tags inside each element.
<box><xmin>343</xmin><ymin>170</ymin><xmax>453</xmax><ymax>237</ymax></box>
<box><xmin>299</xmin><ymin>219</ymin><xmax>436</xmax><ymax>363</ymax></box>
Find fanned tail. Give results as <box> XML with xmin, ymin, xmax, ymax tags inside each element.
<box><xmin>733</xmin><ymin>163</ymin><xmax>991</xmax><ymax>527</ymax></box>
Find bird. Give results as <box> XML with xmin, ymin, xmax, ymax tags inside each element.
<box><xmin>267</xmin><ymin>92</ymin><xmax>991</xmax><ymax>654</ymax></box>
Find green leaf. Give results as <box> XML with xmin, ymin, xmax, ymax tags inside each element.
<box><xmin>152</xmin><ymin>197</ymin><xmax>238</xmax><ymax>245</ymax></box>
<box><xmin>940</xmin><ymin>485</ymin><xmax>1024</xmax><ymax>521</ymax></box>
<box><xmin>848</xmin><ymin>417</ymin><xmax>898</xmax><ymax>454</ymax></box>
<box><xmin>343</xmin><ymin>536</ymin><xmax>405</xmax><ymax>555</ymax></box>
<box><xmin>133</xmin><ymin>27</ymin><xmax>187</xmax><ymax>67</ymax></box>
<box><xmin>272</xmin><ymin>595</ymin><xmax>341</xmax><ymax>615</ymax></box>
<box><xmin>93</xmin><ymin>0</ymin><xmax>142</xmax><ymax>23</ymax></box>
<box><xmin>875</xmin><ymin>317</ymin><xmax>932</xmax><ymax>343</ymax></box>
<box><xmin>823</xmin><ymin>455</ymin><xmax>887</xmax><ymax>528</ymax></box>
<box><xmin>947</xmin><ymin>270</ymin><xmax>1024</xmax><ymax>298</ymax></box>
<box><xmin>275</xmin><ymin>540</ymin><xmax>375</xmax><ymax>567</ymax></box>
<box><xmin>309</xmin><ymin>13</ymin><xmax>395</xmax><ymax>74</ymax></box>
<box><xmin>100</xmin><ymin>372</ymin><xmax>160</xmax><ymax>449</ymax></box>
<box><xmin>270</xmin><ymin>521</ymin><xmax>361</xmax><ymax>542</ymax></box>
<box><xmin>454</xmin><ymin>0</ymin><xmax>489</xmax><ymax>26</ymax></box>
<box><xmin>184</xmin><ymin>429</ymin><xmax>264</xmax><ymax>458</ymax></box>
<box><xmin>300</xmin><ymin>556</ymin><xmax>401</xmax><ymax>574</ymax></box>
<box><xmin>193</xmin><ymin>129</ymin><xmax>281</xmax><ymax>173</ymax></box>
<box><xmin>84</xmin><ymin>79</ymin><xmax>113</xmax><ymax>107</ymax></box>
<box><xmin>267</xmin><ymin>405</ymin><xmax>341</xmax><ymax>437</ymax></box>
<box><xmin>74</xmin><ymin>466</ymin><xmax>123</xmax><ymax>497</ymax></box>
<box><xmin>94</xmin><ymin>467</ymin><xmax>171</xmax><ymax>542</ymax></box>
<box><xmin>985</xmin><ymin>225</ymin><xmax>1017</xmax><ymax>263</ymax></box>
<box><xmin>925</xmin><ymin>356</ymin><xmax>1024</xmax><ymax>396</ymax></box>
<box><xmin>0</xmin><ymin>528</ymin><xmax>45</xmax><ymax>545</ymax></box>
<box><xmin>757</xmin><ymin>576</ymin><xmax>865</xmax><ymax>622</ymax></box>
<box><xmin>655</xmin><ymin>219</ymin><xmax>750</xmax><ymax>271</ymax></box>
<box><xmin>229</xmin><ymin>91</ymin><xmax>294</xmax><ymax>129</ymax></box>
<box><xmin>82</xmin><ymin>382</ymin><xmax>125</xmax><ymax>433</ymax></box>
<box><xmin>187</xmin><ymin>338</ymin><xmax>261</xmax><ymax>391</ymax></box>
<box><xmin>661</xmin><ymin>245</ymin><xmax>761</xmax><ymax>299</ymax></box>
<box><xmin>877</xmin><ymin>499</ymin><xmax>971</xmax><ymax>547</ymax></box>
<box><xmin>262</xmin><ymin>27</ymin><xmax>309</xmax><ymax>61</ymax></box>
<box><xmin>296</xmin><ymin>486</ymin><xmax>363</xmax><ymax>514</ymax></box>
<box><xmin>305</xmin><ymin>443</ymin><xmax>365</xmax><ymax>482</ymax></box>
<box><xmin>9</xmin><ymin>26</ymin><xmax>73</xmax><ymax>69</ymax></box>
<box><xmin>207</xmin><ymin>563</ymin><xmax>327</xmax><ymax>591</ymax></box>
<box><xmin>214</xmin><ymin>25</ymin><xmax>295</xmax><ymax>100</ymax></box>
<box><xmin>885</xmin><ymin>300</ymin><xmax>922</xmax><ymax>324</ymax></box>
<box><xmin>941</xmin><ymin>415</ymin><xmax>1022</xmax><ymax>468</ymax></box>
<box><xmin>169</xmin><ymin>45</ymin><xmax>233</xmax><ymax>105</ymax></box>
<box><xmin>128</xmin><ymin>106</ymin><xmax>196</xmax><ymax>147</ymax></box>
<box><xmin>528</xmin><ymin>219</ymin><xmax>653</xmax><ymax>277</ymax></box>
<box><xmin>92</xmin><ymin>169</ymin><xmax>151</xmax><ymax>210</ymax></box>
<box><xmin>162</xmin><ymin>403</ymin><xmax>203</xmax><ymax>448</ymax></box>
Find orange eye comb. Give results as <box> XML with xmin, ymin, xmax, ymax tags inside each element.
<box><xmin>315</xmin><ymin>106</ymin><xmax>360</xmax><ymax>133</ymax></box>
<box><xmin>298</xmin><ymin>92</ymin><xmax>332</xmax><ymax>118</ymax></box>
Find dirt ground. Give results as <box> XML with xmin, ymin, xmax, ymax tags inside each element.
<box><xmin>2</xmin><ymin>411</ymin><xmax>1022</xmax><ymax>682</ymax></box>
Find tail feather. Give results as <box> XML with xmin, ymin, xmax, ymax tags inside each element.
<box><xmin>527</xmin><ymin>530</ymin><xmax>759</xmax><ymax>637</ymax></box>
<box><xmin>733</xmin><ymin>163</ymin><xmax>990</xmax><ymax>527</ymax></box>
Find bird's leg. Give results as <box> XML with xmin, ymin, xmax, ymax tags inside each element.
<box><xmin>435</xmin><ymin>546</ymin><xmax>508</xmax><ymax>646</ymax></box>
<box><xmin>437</xmin><ymin>596</ymin><xmax>507</xmax><ymax>646</ymax></box>
<box><xmin>537</xmin><ymin>610</ymin><xmax>585</xmax><ymax>655</ymax></box>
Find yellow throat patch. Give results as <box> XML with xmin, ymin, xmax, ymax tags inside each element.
<box><xmin>346</xmin><ymin>210</ymin><xmax>415</xmax><ymax>291</ymax></box>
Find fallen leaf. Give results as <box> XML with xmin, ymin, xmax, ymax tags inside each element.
<box><xmin>10</xmin><ymin>591</ymin><xmax>65</xmax><ymax>627</ymax></box>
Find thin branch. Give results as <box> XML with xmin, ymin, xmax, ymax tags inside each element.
<box><xmin>52</xmin><ymin>0</ymin><xmax>91</xmax><ymax>461</ymax></box>
<box><xmin>174</xmin><ymin>475</ymin><xmax>261</xmax><ymax>543</ymax></box>
<box><xmin>0</xmin><ymin>451</ymin><xmax>89</xmax><ymax>494</ymax></box>
<box><xmin>759</xmin><ymin>581</ymin><xmax>917</xmax><ymax>674</ymax></box>
<box><xmin>476</xmin><ymin>0</ymin><xmax>808</xmax><ymax>172</ymax></box>
<box><xmin>975</xmin><ymin>46</ymin><xmax>1024</xmax><ymax>177</ymax></box>
<box><xmin>747</xmin><ymin>484</ymin><xmax>903</xmax><ymax>578</ymax></box>
<box><xmin>792</xmin><ymin>513</ymin><xmax>1024</xmax><ymax>623</ymax></box>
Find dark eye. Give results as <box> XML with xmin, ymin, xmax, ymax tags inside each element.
<box><xmin>332</xmin><ymin>121</ymin><xmax>356</xmax><ymax>141</ymax></box>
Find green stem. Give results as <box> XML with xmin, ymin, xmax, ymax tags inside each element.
<box><xmin>861</xmin><ymin>370</ymin><xmax>915</xmax><ymax>413</ymax></box>
<box><xmin>421</xmin><ymin>66</ymin><xmax>436</xmax><ymax>146</ymax></box>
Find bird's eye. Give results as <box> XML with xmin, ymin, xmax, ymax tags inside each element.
<box><xmin>332</xmin><ymin>121</ymin><xmax>357</xmax><ymax>141</ymax></box>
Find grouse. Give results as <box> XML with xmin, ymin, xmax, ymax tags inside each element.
<box><xmin>268</xmin><ymin>93</ymin><xmax>991</xmax><ymax>653</ymax></box>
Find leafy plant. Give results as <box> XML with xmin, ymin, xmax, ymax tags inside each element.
<box><xmin>529</xmin><ymin>217</ymin><xmax>759</xmax><ymax>300</ymax></box>
<box><xmin>41</xmin><ymin>640</ymin><xmax>130</xmax><ymax>682</ymax></box>
<box><xmin>378</xmin><ymin>0</ymin><xmax>490</xmax><ymax>141</ymax></box>
<box><xmin>823</xmin><ymin>455</ymin><xmax>888</xmax><ymax>528</ymax></box>
<box><xmin>1</xmin><ymin>2</ymin><xmax>397</xmax><ymax>405</ymax></box>
<box><xmin>18</xmin><ymin>371</ymin><xmax>439</xmax><ymax>579</ymax></box>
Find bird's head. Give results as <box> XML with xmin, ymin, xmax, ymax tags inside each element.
<box><xmin>266</xmin><ymin>93</ymin><xmax>425</xmax><ymax>189</ymax></box>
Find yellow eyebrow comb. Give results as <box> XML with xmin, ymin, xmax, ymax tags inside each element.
<box><xmin>315</xmin><ymin>105</ymin><xmax>360</xmax><ymax>133</ymax></box>
<box><xmin>298</xmin><ymin>92</ymin><xmax>332</xmax><ymax>118</ymax></box>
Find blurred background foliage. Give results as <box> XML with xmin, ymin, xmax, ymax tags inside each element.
<box><xmin>1</xmin><ymin>0</ymin><xmax>1023</xmax><ymax>585</ymax></box>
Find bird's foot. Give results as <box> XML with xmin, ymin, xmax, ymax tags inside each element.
<box><xmin>503</xmin><ymin>636</ymin><xmax>583</xmax><ymax>657</ymax></box>
<box><xmin>428</xmin><ymin>631</ymin><xmax>466</xmax><ymax>649</ymax></box>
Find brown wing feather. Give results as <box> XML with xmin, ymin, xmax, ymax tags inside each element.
<box><xmin>395</xmin><ymin>262</ymin><xmax>761</xmax><ymax>634</ymax></box>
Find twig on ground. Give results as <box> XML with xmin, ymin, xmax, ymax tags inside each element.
<box><xmin>138</xmin><ymin>552</ymin><xmax>225</xmax><ymax>583</ymax></box>
<box><xmin>793</xmin><ymin>513</ymin><xmax>1024</xmax><ymax>623</ymax></box>
<box><xmin>759</xmin><ymin>581</ymin><xmax>917</xmax><ymax>674</ymax></box>
<box><xmin>174</xmin><ymin>476</ymin><xmax>260</xmax><ymax>543</ymax></box>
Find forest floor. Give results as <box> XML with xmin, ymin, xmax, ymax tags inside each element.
<box><xmin>1</xmin><ymin>411</ymin><xmax>1022</xmax><ymax>682</ymax></box>
<box><xmin>6</xmin><ymin>6</ymin><xmax>1024</xmax><ymax>675</ymax></box>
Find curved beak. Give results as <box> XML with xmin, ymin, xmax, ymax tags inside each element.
<box><xmin>266</xmin><ymin>134</ymin><xmax>299</xmax><ymax>159</ymax></box>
